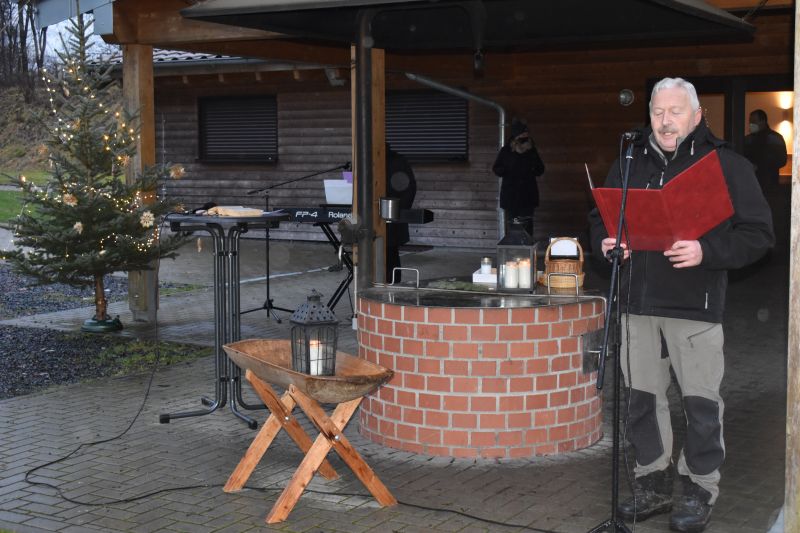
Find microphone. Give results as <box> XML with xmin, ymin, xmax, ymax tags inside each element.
<box><xmin>622</xmin><ymin>129</ymin><xmax>644</xmax><ymax>141</ymax></box>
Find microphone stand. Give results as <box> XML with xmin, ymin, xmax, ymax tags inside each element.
<box><xmin>588</xmin><ymin>137</ymin><xmax>635</xmax><ymax>533</ymax></box>
<box><xmin>240</xmin><ymin>162</ymin><xmax>351</xmax><ymax>322</ymax></box>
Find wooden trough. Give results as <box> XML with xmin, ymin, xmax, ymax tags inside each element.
<box><xmin>223</xmin><ymin>338</ymin><xmax>393</xmax><ymax>404</ymax></box>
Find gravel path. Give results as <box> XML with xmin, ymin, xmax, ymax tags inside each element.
<box><xmin>0</xmin><ymin>263</ymin><xmax>129</xmax><ymax>319</ymax></box>
<box><xmin>0</xmin><ymin>263</ymin><xmax>200</xmax><ymax>400</ymax></box>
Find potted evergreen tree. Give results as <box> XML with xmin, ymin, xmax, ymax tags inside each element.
<box><xmin>6</xmin><ymin>14</ymin><xmax>186</xmax><ymax>332</ymax></box>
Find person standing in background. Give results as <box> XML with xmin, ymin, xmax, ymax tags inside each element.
<box><xmin>492</xmin><ymin>118</ymin><xmax>545</xmax><ymax>237</ymax></box>
<box><xmin>744</xmin><ymin>109</ymin><xmax>789</xmax><ymax>245</ymax></box>
<box><xmin>385</xmin><ymin>143</ymin><xmax>416</xmax><ymax>283</ymax></box>
<box><xmin>743</xmin><ymin>109</ymin><xmax>787</xmax><ymax>198</ymax></box>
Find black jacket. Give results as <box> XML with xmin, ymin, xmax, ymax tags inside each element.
<box><xmin>492</xmin><ymin>142</ymin><xmax>545</xmax><ymax>212</ymax></box>
<box><xmin>743</xmin><ymin>128</ymin><xmax>787</xmax><ymax>194</ymax></box>
<box><xmin>386</xmin><ymin>147</ymin><xmax>417</xmax><ymax>247</ymax></box>
<box><xmin>588</xmin><ymin>121</ymin><xmax>774</xmax><ymax>323</ymax></box>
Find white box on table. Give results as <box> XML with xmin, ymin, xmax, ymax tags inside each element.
<box><xmin>472</xmin><ymin>268</ymin><xmax>497</xmax><ymax>284</ymax></box>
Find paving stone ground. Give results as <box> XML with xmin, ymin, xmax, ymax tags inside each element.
<box><xmin>0</xmin><ymin>225</ymin><xmax>789</xmax><ymax>533</ymax></box>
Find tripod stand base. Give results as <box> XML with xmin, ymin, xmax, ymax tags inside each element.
<box><xmin>587</xmin><ymin>518</ymin><xmax>632</xmax><ymax>533</ymax></box>
<box><xmin>240</xmin><ymin>299</ymin><xmax>293</xmax><ymax>322</ymax></box>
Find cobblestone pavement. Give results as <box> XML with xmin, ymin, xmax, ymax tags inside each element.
<box><xmin>0</xmin><ymin>231</ymin><xmax>788</xmax><ymax>533</ymax></box>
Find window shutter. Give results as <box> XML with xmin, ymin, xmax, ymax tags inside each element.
<box><xmin>386</xmin><ymin>90</ymin><xmax>468</xmax><ymax>163</ymax></box>
<box><xmin>199</xmin><ymin>96</ymin><xmax>278</xmax><ymax>162</ymax></box>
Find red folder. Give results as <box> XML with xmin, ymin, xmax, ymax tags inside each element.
<box><xmin>591</xmin><ymin>150</ymin><xmax>734</xmax><ymax>251</ymax></box>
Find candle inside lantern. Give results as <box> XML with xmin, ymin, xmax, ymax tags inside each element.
<box><xmin>309</xmin><ymin>339</ymin><xmax>322</xmax><ymax>375</ymax></box>
<box><xmin>518</xmin><ymin>258</ymin><xmax>532</xmax><ymax>288</ymax></box>
<box><xmin>503</xmin><ymin>260</ymin><xmax>519</xmax><ymax>289</ymax></box>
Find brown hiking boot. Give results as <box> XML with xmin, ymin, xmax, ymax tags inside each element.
<box><xmin>669</xmin><ymin>476</ymin><xmax>713</xmax><ymax>532</ymax></box>
<box><xmin>618</xmin><ymin>467</ymin><xmax>674</xmax><ymax>522</ymax></box>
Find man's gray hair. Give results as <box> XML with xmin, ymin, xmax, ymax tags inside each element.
<box><xmin>649</xmin><ymin>77</ymin><xmax>700</xmax><ymax>112</ymax></box>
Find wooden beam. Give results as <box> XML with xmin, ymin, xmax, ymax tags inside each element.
<box><xmin>706</xmin><ymin>0</ymin><xmax>793</xmax><ymax>10</ymax></box>
<box><xmin>350</xmin><ymin>45</ymin><xmax>358</xmax><ymax>268</ymax></box>
<box><xmin>371</xmin><ymin>49</ymin><xmax>387</xmax><ymax>283</ymax></box>
<box><xmin>785</xmin><ymin>1</ymin><xmax>800</xmax><ymax>528</ymax></box>
<box><xmin>122</xmin><ymin>43</ymin><xmax>158</xmax><ymax>323</ymax></box>
<box><xmin>106</xmin><ymin>0</ymin><xmax>280</xmax><ymax>45</ymax></box>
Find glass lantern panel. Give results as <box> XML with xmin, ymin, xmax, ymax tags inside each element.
<box><xmin>497</xmin><ymin>245</ymin><xmax>536</xmax><ymax>290</ymax></box>
<box><xmin>291</xmin><ymin>324</ymin><xmax>338</xmax><ymax>376</ymax></box>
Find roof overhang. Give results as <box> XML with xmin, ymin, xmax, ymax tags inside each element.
<box><xmin>181</xmin><ymin>0</ymin><xmax>755</xmax><ymax>52</ymax></box>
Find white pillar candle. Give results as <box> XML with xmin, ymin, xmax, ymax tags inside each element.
<box><xmin>480</xmin><ymin>257</ymin><xmax>492</xmax><ymax>274</ymax></box>
<box><xmin>309</xmin><ymin>339</ymin><xmax>322</xmax><ymax>375</ymax></box>
<box><xmin>518</xmin><ymin>258</ymin><xmax>532</xmax><ymax>288</ymax></box>
<box><xmin>503</xmin><ymin>261</ymin><xmax>519</xmax><ymax>289</ymax></box>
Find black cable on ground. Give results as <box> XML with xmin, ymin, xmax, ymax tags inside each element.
<box><xmin>23</xmin><ymin>214</ymin><xmax>178</xmax><ymax>505</ymax></box>
<box><xmin>20</xmin><ymin>212</ymin><xmax>570</xmax><ymax>533</ymax></box>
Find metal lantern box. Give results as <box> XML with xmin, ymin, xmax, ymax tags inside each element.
<box><xmin>290</xmin><ymin>291</ymin><xmax>339</xmax><ymax>376</ymax></box>
<box><xmin>496</xmin><ymin>221</ymin><xmax>536</xmax><ymax>292</ymax></box>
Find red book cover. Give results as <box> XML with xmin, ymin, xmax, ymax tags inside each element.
<box><xmin>591</xmin><ymin>150</ymin><xmax>734</xmax><ymax>251</ymax></box>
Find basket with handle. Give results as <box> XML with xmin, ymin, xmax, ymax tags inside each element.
<box><xmin>541</xmin><ymin>237</ymin><xmax>584</xmax><ymax>288</ymax></box>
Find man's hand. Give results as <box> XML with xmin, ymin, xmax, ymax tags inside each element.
<box><xmin>664</xmin><ymin>240</ymin><xmax>702</xmax><ymax>268</ymax></box>
<box><xmin>601</xmin><ymin>237</ymin><xmax>629</xmax><ymax>262</ymax></box>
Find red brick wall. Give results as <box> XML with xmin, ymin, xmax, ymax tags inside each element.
<box><xmin>358</xmin><ymin>297</ymin><xmax>606</xmax><ymax>458</ymax></box>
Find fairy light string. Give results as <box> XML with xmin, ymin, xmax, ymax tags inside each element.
<box><xmin>5</xmin><ymin>13</ymin><xmax>186</xmax><ymax>300</ymax></box>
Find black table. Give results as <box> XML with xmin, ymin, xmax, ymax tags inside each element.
<box><xmin>159</xmin><ymin>212</ymin><xmax>289</xmax><ymax>428</ymax></box>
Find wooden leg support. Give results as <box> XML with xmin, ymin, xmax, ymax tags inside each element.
<box><xmin>223</xmin><ymin>370</ymin><xmax>339</xmax><ymax>493</ymax></box>
<box><xmin>264</xmin><ymin>384</ymin><xmax>396</xmax><ymax>524</ymax></box>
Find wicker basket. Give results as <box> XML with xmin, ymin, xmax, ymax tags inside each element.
<box><xmin>541</xmin><ymin>237</ymin><xmax>584</xmax><ymax>288</ymax></box>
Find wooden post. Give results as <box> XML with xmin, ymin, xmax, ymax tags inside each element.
<box><xmin>122</xmin><ymin>43</ymin><xmax>158</xmax><ymax>322</ymax></box>
<box><xmin>785</xmin><ymin>3</ymin><xmax>800</xmax><ymax>530</ymax></box>
<box><xmin>350</xmin><ymin>45</ymin><xmax>358</xmax><ymax>266</ymax></box>
<box><xmin>371</xmin><ymin>49</ymin><xmax>387</xmax><ymax>283</ymax></box>
<box><xmin>351</xmin><ymin>38</ymin><xmax>387</xmax><ymax>287</ymax></box>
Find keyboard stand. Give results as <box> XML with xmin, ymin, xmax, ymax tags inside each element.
<box><xmin>317</xmin><ymin>221</ymin><xmax>354</xmax><ymax>312</ymax></box>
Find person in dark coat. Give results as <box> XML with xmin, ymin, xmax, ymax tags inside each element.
<box><xmin>385</xmin><ymin>144</ymin><xmax>416</xmax><ymax>283</ymax></box>
<box><xmin>744</xmin><ymin>109</ymin><xmax>789</xmax><ymax>245</ymax></box>
<box><xmin>492</xmin><ymin>118</ymin><xmax>545</xmax><ymax>237</ymax></box>
<box><xmin>588</xmin><ymin>77</ymin><xmax>774</xmax><ymax>532</ymax></box>
<box><xmin>743</xmin><ymin>108</ymin><xmax>787</xmax><ymax>198</ymax></box>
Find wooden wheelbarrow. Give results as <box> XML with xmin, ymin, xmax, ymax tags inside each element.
<box><xmin>222</xmin><ymin>339</ymin><xmax>396</xmax><ymax>524</ymax></box>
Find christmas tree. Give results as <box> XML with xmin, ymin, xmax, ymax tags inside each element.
<box><xmin>5</xmin><ymin>14</ymin><xmax>185</xmax><ymax>332</ymax></box>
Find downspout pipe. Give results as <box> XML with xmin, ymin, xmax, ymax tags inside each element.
<box><xmin>356</xmin><ymin>9</ymin><xmax>376</xmax><ymax>293</ymax></box>
<box><xmin>404</xmin><ymin>72</ymin><xmax>507</xmax><ymax>239</ymax></box>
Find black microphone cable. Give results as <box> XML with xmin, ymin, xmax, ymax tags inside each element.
<box><xmin>22</xmin><ymin>212</ymin><xmax>184</xmax><ymax>503</ymax></box>
<box><xmin>19</xmin><ymin>213</ymin><xmax>572</xmax><ymax>533</ymax></box>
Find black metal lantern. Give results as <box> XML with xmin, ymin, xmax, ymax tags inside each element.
<box><xmin>496</xmin><ymin>219</ymin><xmax>536</xmax><ymax>292</ymax></box>
<box><xmin>290</xmin><ymin>291</ymin><xmax>339</xmax><ymax>376</ymax></box>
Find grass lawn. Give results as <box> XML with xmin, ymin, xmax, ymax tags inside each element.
<box><xmin>0</xmin><ymin>189</ymin><xmax>22</xmax><ymax>225</ymax></box>
<box><xmin>0</xmin><ymin>169</ymin><xmax>49</xmax><ymax>225</ymax></box>
<box><xmin>1</xmin><ymin>169</ymin><xmax>50</xmax><ymax>185</ymax></box>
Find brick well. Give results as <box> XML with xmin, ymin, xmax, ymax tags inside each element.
<box><xmin>358</xmin><ymin>295</ymin><xmax>605</xmax><ymax>459</ymax></box>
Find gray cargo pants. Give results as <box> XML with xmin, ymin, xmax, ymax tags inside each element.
<box><xmin>621</xmin><ymin>314</ymin><xmax>725</xmax><ymax>504</ymax></box>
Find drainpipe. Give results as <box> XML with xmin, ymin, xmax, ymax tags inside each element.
<box><xmin>356</xmin><ymin>9</ymin><xmax>376</xmax><ymax>292</ymax></box>
<box><xmin>404</xmin><ymin>72</ymin><xmax>506</xmax><ymax>239</ymax></box>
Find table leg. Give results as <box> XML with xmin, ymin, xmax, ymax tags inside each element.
<box><xmin>160</xmin><ymin>224</ymin><xmax>226</xmax><ymax>423</ymax></box>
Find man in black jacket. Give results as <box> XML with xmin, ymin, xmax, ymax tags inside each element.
<box><xmin>588</xmin><ymin>78</ymin><xmax>773</xmax><ymax>532</ymax></box>
<box><xmin>492</xmin><ymin>118</ymin><xmax>545</xmax><ymax>237</ymax></box>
